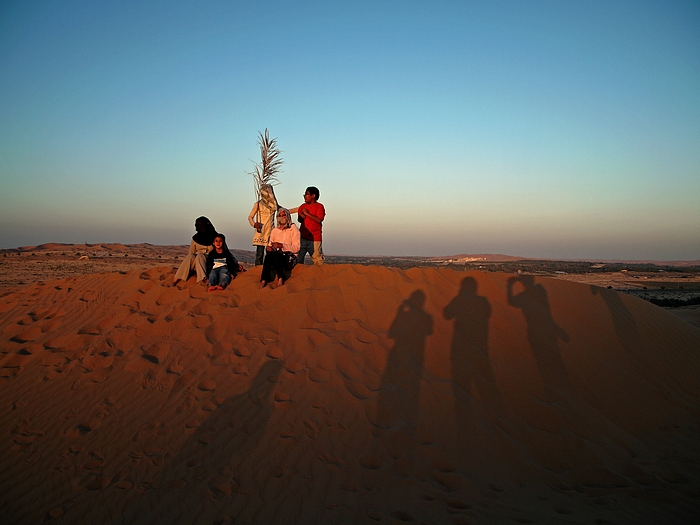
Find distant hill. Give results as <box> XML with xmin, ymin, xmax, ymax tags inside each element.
<box><xmin>2</xmin><ymin>243</ymin><xmax>698</xmax><ymax>267</ymax></box>
<box><xmin>427</xmin><ymin>253</ymin><xmax>526</xmax><ymax>262</ymax></box>
<box><xmin>433</xmin><ymin>253</ymin><xmax>700</xmax><ymax>267</ymax></box>
<box><xmin>2</xmin><ymin>243</ymin><xmax>256</xmax><ymax>264</ymax></box>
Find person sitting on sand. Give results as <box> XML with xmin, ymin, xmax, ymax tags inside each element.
<box><xmin>205</xmin><ymin>234</ymin><xmax>240</xmax><ymax>291</ymax></box>
<box><xmin>171</xmin><ymin>216</ymin><xmax>218</xmax><ymax>286</ymax></box>
<box><xmin>248</xmin><ymin>184</ymin><xmax>279</xmax><ymax>266</ymax></box>
<box><xmin>260</xmin><ymin>208</ymin><xmax>300</xmax><ymax>288</ymax></box>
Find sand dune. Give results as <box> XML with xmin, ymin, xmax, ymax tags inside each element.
<box><xmin>1</xmin><ymin>265</ymin><xmax>699</xmax><ymax>524</ymax></box>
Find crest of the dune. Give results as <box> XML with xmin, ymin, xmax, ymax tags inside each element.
<box><xmin>1</xmin><ymin>265</ymin><xmax>699</xmax><ymax>524</ymax></box>
<box><xmin>35</xmin><ymin>243</ymin><xmax>75</xmax><ymax>251</ymax></box>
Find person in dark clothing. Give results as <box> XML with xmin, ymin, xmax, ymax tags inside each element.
<box><xmin>171</xmin><ymin>216</ymin><xmax>219</xmax><ymax>285</ymax></box>
<box><xmin>205</xmin><ymin>234</ymin><xmax>240</xmax><ymax>291</ymax></box>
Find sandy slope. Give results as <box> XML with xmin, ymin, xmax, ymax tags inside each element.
<box><xmin>1</xmin><ymin>265</ymin><xmax>699</xmax><ymax>524</ymax></box>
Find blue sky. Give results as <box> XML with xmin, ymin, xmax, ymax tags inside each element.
<box><xmin>1</xmin><ymin>0</ymin><xmax>699</xmax><ymax>259</ymax></box>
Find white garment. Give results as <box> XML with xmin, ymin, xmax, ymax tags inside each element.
<box><xmin>269</xmin><ymin>225</ymin><xmax>301</xmax><ymax>253</ymax></box>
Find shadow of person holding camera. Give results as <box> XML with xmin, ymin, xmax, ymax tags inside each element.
<box><xmin>507</xmin><ymin>274</ymin><xmax>570</xmax><ymax>398</ymax></box>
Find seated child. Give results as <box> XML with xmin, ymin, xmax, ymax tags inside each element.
<box><xmin>205</xmin><ymin>234</ymin><xmax>240</xmax><ymax>291</ymax></box>
<box><xmin>260</xmin><ymin>208</ymin><xmax>301</xmax><ymax>288</ymax></box>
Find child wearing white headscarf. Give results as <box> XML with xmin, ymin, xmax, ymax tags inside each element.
<box><xmin>259</xmin><ymin>208</ymin><xmax>300</xmax><ymax>288</ymax></box>
<box><xmin>248</xmin><ymin>184</ymin><xmax>278</xmax><ymax>265</ymax></box>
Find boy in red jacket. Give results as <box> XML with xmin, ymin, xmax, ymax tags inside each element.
<box><xmin>291</xmin><ymin>186</ymin><xmax>325</xmax><ymax>265</ymax></box>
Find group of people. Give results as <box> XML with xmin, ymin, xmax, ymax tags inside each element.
<box><xmin>171</xmin><ymin>186</ymin><xmax>325</xmax><ymax>290</ymax></box>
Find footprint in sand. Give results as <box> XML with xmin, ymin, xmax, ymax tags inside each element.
<box><xmin>266</xmin><ymin>346</ymin><xmax>283</xmax><ymax>359</ymax></box>
<box><xmin>167</xmin><ymin>361</ymin><xmax>184</xmax><ymax>374</ymax></box>
<box><xmin>201</xmin><ymin>399</ymin><xmax>218</xmax><ymax>412</ymax></box>
<box><xmin>343</xmin><ymin>378</ymin><xmax>371</xmax><ymax>400</ymax></box>
<box><xmin>79</xmin><ymin>290</ymin><xmax>98</xmax><ymax>302</ymax></box>
<box><xmin>191</xmin><ymin>314</ymin><xmax>212</xmax><ymax>329</ymax></box>
<box><xmin>284</xmin><ymin>362</ymin><xmax>303</xmax><ymax>374</ymax></box>
<box><xmin>234</xmin><ymin>346</ymin><xmax>251</xmax><ymax>357</ymax></box>
<box><xmin>198</xmin><ymin>379</ymin><xmax>216</xmax><ymax>391</ymax></box>
<box><xmin>40</xmin><ymin>318</ymin><xmax>65</xmax><ymax>333</ymax></box>
<box><xmin>204</xmin><ymin>318</ymin><xmax>233</xmax><ymax>344</ymax></box>
<box><xmin>444</xmin><ymin>498</ymin><xmax>472</xmax><ymax>510</ymax></box>
<box><xmin>139</xmin><ymin>270</ymin><xmax>153</xmax><ymax>280</ymax></box>
<box><xmin>274</xmin><ymin>392</ymin><xmax>291</xmax><ymax>402</ymax></box>
<box><xmin>83</xmin><ymin>451</ymin><xmax>105</xmax><ymax>470</ymax></box>
<box><xmin>432</xmin><ymin>472</ymin><xmax>464</xmax><ymax>492</ymax></box>
<box><xmin>319</xmin><ymin>452</ymin><xmax>345</xmax><ymax>467</ymax></box>
<box><xmin>0</xmin><ymin>365</ymin><xmax>22</xmax><ymax>378</ymax></box>
<box><xmin>303</xmin><ymin>419</ymin><xmax>320</xmax><ymax>438</ymax></box>
<box><xmin>131</xmin><ymin>421</ymin><xmax>166</xmax><ymax>442</ymax></box>
<box><xmin>141</xmin><ymin>341</ymin><xmax>171</xmax><ymax>364</ymax></box>
<box><xmin>83</xmin><ymin>474</ymin><xmax>110</xmax><ymax>491</ymax></box>
<box><xmin>358</xmin><ymin>455</ymin><xmax>383</xmax><ymax>470</ymax></box>
<box><xmin>232</xmin><ymin>363</ymin><xmax>248</xmax><ymax>375</ymax></box>
<box><xmin>80</xmin><ymin>353</ymin><xmax>115</xmax><ymax>371</ymax></box>
<box><xmin>10</xmin><ymin>325</ymin><xmax>42</xmax><ymax>343</ymax></box>
<box><xmin>307</xmin><ymin>366</ymin><xmax>331</xmax><ymax>382</ymax></box>
<box><xmin>138</xmin><ymin>281</ymin><xmax>156</xmax><ymax>294</ymax></box>
<box><xmin>12</xmin><ymin>398</ymin><xmax>29</xmax><ymax>409</ymax></box>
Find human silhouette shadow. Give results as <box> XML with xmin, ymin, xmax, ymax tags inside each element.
<box><xmin>117</xmin><ymin>359</ymin><xmax>284</xmax><ymax>524</ymax></box>
<box><xmin>376</xmin><ymin>290</ymin><xmax>433</xmax><ymax>435</ymax></box>
<box><xmin>507</xmin><ymin>275</ymin><xmax>570</xmax><ymax>397</ymax></box>
<box><xmin>590</xmin><ymin>286</ymin><xmax>640</xmax><ymax>350</ymax></box>
<box><xmin>444</xmin><ymin>277</ymin><xmax>504</xmax><ymax>419</ymax></box>
<box><xmin>590</xmin><ymin>285</ymin><xmax>650</xmax><ymax>372</ymax></box>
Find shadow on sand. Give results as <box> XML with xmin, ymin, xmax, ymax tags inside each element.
<box><xmin>376</xmin><ymin>290</ymin><xmax>433</xmax><ymax>432</ymax></box>
<box><xmin>590</xmin><ymin>285</ymin><xmax>643</xmax><ymax>361</ymax></box>
<box><xmin>507</xmin><ymin>275</ymin><xmax>570</xmax><ymax>398</ymax></box>
<box><xmin>116</xmin><ymin>359</ymin><xmax>284</xmax><ymax>524</ymax></box>
<box><xmin>444</xmin><ymin>277</ymin><xmax>505</xmax><ymax>418</ymax></box>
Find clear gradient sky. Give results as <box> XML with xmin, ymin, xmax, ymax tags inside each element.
<box><xmin>1</xmin><ymin>0</ymin><xmax>699</xmax><ymax>259</ymax></box>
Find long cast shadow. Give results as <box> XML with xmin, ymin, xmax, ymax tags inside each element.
<box><xmin>117</xmin><ymin>359</ymin><xmax>284</xmax><ymax>524</ymax></box>
<box><xmin>444</xmin><ymin>277</ymin><xmax>504</xmax><ymax>420</ymax></box>
<box><xmin>590</xmin><ymin>285</ymin><xmax>643</xmax><ymax>360</ymax></box>
<box><xmin>376</xmin><ymin>290</ymin><xmax>433</xmax><ymax>439</ymax></box>
<box><xmin>507</xmin><ymin>275</ymin><xmax>570</xmax><ymax>397</ymax></box>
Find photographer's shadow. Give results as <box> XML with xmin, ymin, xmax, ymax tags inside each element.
<box><xmin>376</xmin><ymin>290</ymin><xmax>433</xmax><ymax>434</ymax></box>
<box><xmin>507</xmin><ymin>275</ymin><xmax>570</xmax><ymax>398</ymax></box>
<box><xmin>444</xmin><ymin>277</ymin><xmax>504</xmax><ymax>418</ymax></box>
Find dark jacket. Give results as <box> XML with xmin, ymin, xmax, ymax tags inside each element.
<box><xmin>205</xmin><ymin>248</ymin><xmax>239</xmax><ymax>276</ymax></box>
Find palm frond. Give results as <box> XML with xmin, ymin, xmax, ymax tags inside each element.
<box><xmin>250</xmin><ymin>128</ymin><xmax>283</xmax><ymax>199</ymax></box>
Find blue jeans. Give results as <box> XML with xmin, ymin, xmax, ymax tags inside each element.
<box><xmin>208</xmin><ymin>266</ymin><xmax>231</xmax><ymax>287</ymax></box>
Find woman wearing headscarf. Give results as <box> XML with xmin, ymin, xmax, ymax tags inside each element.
<box><xmin>259</xmin><ymin>208</ymin><xmax>300</xmax><ymax>288</ymax></box>
<box><xmin>248</xmin><ymin>184</ymin><xmax>279</xmax><ymax>266</ymax></box>
<box><xmin>171</xmin><ymin>216</ymin><xmax>218</xmax><ymax>286</ymax></box>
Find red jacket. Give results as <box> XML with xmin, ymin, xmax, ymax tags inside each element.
<box><xmin>298</xmin><ymin>202</ymin><xmax>325</xmax><ymax>241</ymax></box>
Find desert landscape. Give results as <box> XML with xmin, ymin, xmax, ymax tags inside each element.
<box><xmin>1</xmin><ymin>244</ymin><xmax>700</xmax><ymax>524</ymax></box>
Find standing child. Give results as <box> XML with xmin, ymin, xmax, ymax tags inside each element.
<box><xmin>291</xmin><ymin>186</ymin><xmax>325</xmax><ymax>265</ymax></box>
<box><xmin>248</xmin><ymin>184</ymin><xmax>279</xmax><ymax>266</ymax></box>
<box><xmin>205</xmin><ymin>234</ymin><xmax>240</xmax><ymax>291</ymax></box>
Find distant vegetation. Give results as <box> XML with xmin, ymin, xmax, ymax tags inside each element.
<box><xmin>326</xmin><ymin>256</ymin><xmax>700</xmax><ymax>275</ymax></box>
<box><xmin>648</xmin><ymin>296</ymin><xmax>700</xmax><ymax>308</ymax></box>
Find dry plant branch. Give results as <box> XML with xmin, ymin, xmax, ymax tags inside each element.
<box><xmin>250</xmin><ymin>128</ymin><xmax>283</xmax><ymax>199</ymax></box>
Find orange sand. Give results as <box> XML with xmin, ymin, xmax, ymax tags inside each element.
<box><xmin>1</xmin><ymin>265</ymin><xmax>699</xmax><ymax>524</ymax></box>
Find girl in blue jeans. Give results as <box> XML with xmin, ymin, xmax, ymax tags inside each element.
<box><xmin>205</xmin><ymin>234</ymin><xmax>240</xmax><ymax>291</ymax></box>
